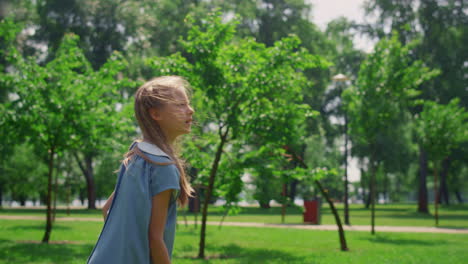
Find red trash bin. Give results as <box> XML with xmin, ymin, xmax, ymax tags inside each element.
<box><xmin>303</xmin><ymin>199</ymin><xmax>320</xmax><ymax>224</ymax></box>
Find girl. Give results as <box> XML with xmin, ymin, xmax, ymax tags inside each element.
<box><xmin>87</xmin><ymin>75</ymin><xmax>196</xmax><ymax>264</ymax></box>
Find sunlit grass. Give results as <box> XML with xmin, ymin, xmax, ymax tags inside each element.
<box><xmin>2</xmin><ymin>203</ymin><xmax>467</xmax><ymax>228</ymax></box>
<box><xmin>0</xmin><ymin>219</ymin><xmax>467</xmax><ymax>263</ymax></box>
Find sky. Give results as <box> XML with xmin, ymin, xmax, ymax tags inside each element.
<box><xmin>309</xmin><ymin>0</ymin><xmax>367</xmax><ymax>28</ymax></box>
<box><xmin>308</xmin><ymin>0</ymin><xmax>376</xmax><ymax>52</ymax></box>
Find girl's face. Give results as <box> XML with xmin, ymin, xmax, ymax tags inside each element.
<box><xmin>150</xmin><ymin>88</ymin><xmax>194</xmax><ymax>139</ymax></box>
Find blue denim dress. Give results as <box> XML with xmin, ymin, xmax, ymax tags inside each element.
<box><xmin>87</xmin><ymin>141</ymin><xmax>181</xmax><ymax>264</ymax></box>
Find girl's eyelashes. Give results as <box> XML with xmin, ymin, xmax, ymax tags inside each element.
<box><xmin>177</xmin><ymin>102</ymin><xmax>192</xmax><ymax>107</ymax></box>
<box><xmin>173</xmin><ymin>101</ymin><xmax>185</xmax><ymax>106</ymax></box>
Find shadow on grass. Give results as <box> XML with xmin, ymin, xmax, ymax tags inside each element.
<box><xmin>0</xmin><ymin>208</ymin><xmax>102</xmax><ymax>216</ymax></box>
<box><xmin>6</xmin><ymin>223</ymin><xmax>72</xmax><ymax>231</ymax></box>
<box><xmin>385</xmin><ymin>212</ymin><xmax>468</xmax><ymax>221</ymax></box>
<box><xmin>162</xmin><ymin>228</ymin><xmax>315</xmax><ymax>263</ymax></box>
<box><xmin>0</xmin><ymin>239</ymin><xmax>315</xmax><ymax>264</ymax></box>
<box><xmin>0</xmin><ymin>239</ymin><xmax>93</xmax><ymax>263</ymax></box>
<box><xmin>363</xmin><ymin>235</ymin><xmax>450</xmax><ymax>246</ymax></box>
<box><xmin>438</xmin><ymin>204</ymin><xmax>468</xmax><ymax>211</ymax></box>
<box><xmin>177</xmin><ymin>242</ymin><xmax>314</xmax><ymax>263</ymax></box>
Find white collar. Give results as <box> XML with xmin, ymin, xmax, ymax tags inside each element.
<box><xmin>137</xmin><ymin>141</ymin><xmax>170</xmax><ymax>158</ymax></box>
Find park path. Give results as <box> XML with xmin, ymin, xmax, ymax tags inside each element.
<box><xmin>1</xmin><ymin>215</ymin><xmax>467</xmax><ymax>234</ymax></box>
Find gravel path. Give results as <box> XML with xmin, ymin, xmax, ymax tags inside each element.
<box><xmin>1</xmin><ymin>215</ymin><xmax>467</xmax><ymax>234</ymax></box>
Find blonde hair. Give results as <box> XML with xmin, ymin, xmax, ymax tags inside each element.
<box><xmin>121</xmin><ymin>75</ymin><xmax>195</xmax><ymax>208</ymax></box>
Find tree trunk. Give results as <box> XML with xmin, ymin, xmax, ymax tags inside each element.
<box><xmin>19</xmin><ymin>196</ymin><xmax>26</xmax><ymax>206</ymax></box>
<box><xmin>365</xmin><ymin>180</ymin><xmax>371</xmax><ymax>209</ymax></box>
<box><xmin>40</xmin><ymin>192</ymin><xmax>47</xmax><ymax>206</ymax></box>
<box><xmin>281</xmin><ymin>183</ymin><xmax>287</xmax><ymax>223</ymax></box>
<box><xmin>259</xmin><ymin>200</ymin><xmax>271</xmax><ymax>209</ymax></box>
<box><xmin>79</xmin><ymin>188</ymin><xmax>85</xmax><ymax>205</ymax></box>
<box><xmin>188</xmin><ymin>168</ymin><xmax>200</xmax><ymax>213</ymax></box>
<box><xmin>439</xmin><ymin>156</ymin><xmax>450</xmax><ymax>205</ymax></box>
<box><xmin>383</xmin><ymin>172</ymin><xmax>389</xmax><ymax>204</ymax></box>
<box><xmin>0</xmin><ymin>157</ymin><xmax>4</xmax><ymax>208</ymax></box>
<box><xmin>42</xmin><ymin>146</ymin><xmax>55</xmax><ymax>243</ymax></box>
<box><xmin>454</xmin><ymin>189</ymin><xmax>464</xmax><ymax>204</ymax></box>
<box><xmin>0</xmin><ymin>182</ymin><xmax>3</xmax><ymax>207</ymax></box>
<box><xmin>188</xmin><ymin>189</ymin><xmax>200</xmax><ymax>213</ymax></box>
<box><xmin>359</xmin><ymin>168</ymin><xmax>369</xmax><ymax>208</ymax></box>
<box><xmin>287</xmin><ymin>147</ymin><xmax>348</xmax><ymax>251</ymax></box>
<box><xmin>74</xmin><ymin>152</ymin><xmax>96</xmax><ymax>209</ymax></box>
<box><xmin>52</xmin><ymin>166</ymin><xmax>59</xmax><ymax>222</ymax></box>
<box><xmin>198</xmin><ymin>126</ymin><xmax>229</xmax><ymax>259</ymax></box>
<box><xmin>315</xmin><ymin>180</ymin><xmax>348</xmax><ymax>251</ymax></box>
<box><xmin>66</xmin><ymin>183</ymin><xmax>71</xmax><ymax>216</ymax></box>
<box><xmin>417</xmin><ymin>145</ymin><xmax>429</xmax><ymax>213</ymax></box>
<box><xmin>343</xmin><ymin>112</ymin><xmax>350</xmax><ymax>225</ymax></box>
<box><xmin>288</xmin><ymin>144</ymin><xmax>305</xmax><ymax>206</ymax></box>
<box><xmin>259</xmin><ymin>9</ymin><xmax>274</xmax><ymax>46</ymax></box>
<box><xmin>395</xmin><ymin>174</ymin><xmax>402</xmax><ymax>202</ymax></box>
<box><xmin>370</xmin><ymin>159</ymin><xmax>377</xmax><ymax>235</ymax></box>
<box><xmin>434</xmin><ymin>164</ymin><xmax>439</xmax><ymax>226</ymax></box>
<box><xmin>288</xmin><ymin>179</ymin><xmax>298</xmax><ymax>207</ymax></box>
<box><xmin>85</xmin><ymin>154</ymin><xmax>96</xmax><ymax>209</ymax></box>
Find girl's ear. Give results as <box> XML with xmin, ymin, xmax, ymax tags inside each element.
<box><xmin>149</xmin><ymin>108</ymin><xmax>162</xmax><ymax>121</ymax></box>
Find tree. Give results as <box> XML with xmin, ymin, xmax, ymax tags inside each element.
<box><xmin>285</xmin><ymin>150</ymin><xmax>349</xmax><ymax>251</ymax></box>
<box><xmin>2</xmin><ymin>143</ymin><xmax>48</xmax><ymax>206</ymax></box>
<box><xmin>147</xmin><ymin>10</ymin><xmax>329</xmax><ymax>258</ymax></box>
<box><xmin>342</xmin><ymin>31</ymin><xmax>438</xmax><ymax>234</ymax></box>
<box><xmin>415</xmin><ymin>98</ymin><xmax>468</xmax><ymax>225</ymax></box>
<box><xmin>0</xmin><ymin>17</ymin><xmax>23</xmax><ymax>207</ymax></box>
<box><xmin>362</xmin><ymin>0</ymin><xmax>468</xmax><ymax>211</ymax></box>
<box><xmin>1</xmin><ymin>28</ymin><xmax>129</xmax><ymax>242</ymax></box>
<box><xmin>242</xmin><ymin>143</ymin><xmax>287</xmax><ymax>209</ymax></box>
<box><xmin>363</xmin><ymin>0</ymin><xmax>418</xmax><ymax>45</ymax></box>
<box><xmin>363</xmin><ymin>0</ymin><xmax>467</xmax><ymax>106</ymax></box>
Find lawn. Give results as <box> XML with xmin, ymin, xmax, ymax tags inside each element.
<box><xmin>2</xmin><ymin>203</ymin><xmax>467</xmax><ymax>228</ymax></box>
<box><xmin>0</xmin><ymin>218</ymin><xmax>467</xmax><ymax>264</ymax></box>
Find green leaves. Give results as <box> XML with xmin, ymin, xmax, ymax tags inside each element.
<box><xmin>2</xmin><ymin>30</ymin><xmax>133</xmax><ymax>154</ymax></box>
<box><xmin>180</xmin><ymin>9</ymin><xmax>239</xmax><ymax>60</ymax></box>
<box><xmin>148</xmin><ymin>11</ymin><xmax>330</xmax><ymax>146</ymax></box>
<box><xmin>415</xmin><ymin>97</ymin><xmax>468</xmax><ymax>160</ymax></box>
<box><xmin>145</xmin><ymin>11</ymin><xmax>331</xmax><ymax>209</ymax></box>
<box><xmin>345</xmin><ymin>31</ymin><xmax>439</xmax><ymax>157</ymax></box>
<box><xmin>310</xmin><ymin>167</ymin><xmax>339</xmax><ymax>182</ymax></box>
<box><xmin>144</xmin><ymin>52</ymin><xmax>194</xmax><ymax>86</ymax></box>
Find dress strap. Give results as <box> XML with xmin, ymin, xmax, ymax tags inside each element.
<box><xmin>128</xmin><ymin>140</ymin><xmax>139</xmax><ymax>151</ymax></box>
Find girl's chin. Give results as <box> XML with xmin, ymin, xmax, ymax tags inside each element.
<box><xmin>178</xmin><ymin>127</ymin><xmax>191</xmax><ymax>134</ymax></box>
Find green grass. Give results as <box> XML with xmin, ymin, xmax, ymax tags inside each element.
<box><xmin>2</xmin><ymin>203</ymin><xmax>467</xmax><ymax>228</ymax></box>
<box><xmin>0</xmin><ymin>219</ymin><xmax>467</xmax><ymax>263</ymax></box>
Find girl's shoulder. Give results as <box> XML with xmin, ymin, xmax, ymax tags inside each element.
<box><xmin>145</xmin><ymin>154</ymin><xmax>175</xmax><ymax>167</ymax></box>
<box><xmin>124</xmin><ymin>140</ymin><xmax>179</xmax><ymax>180</ymax></box>
<box><xmin>127</xmin><ymin>140</ymin><xmax>171</xmax><ymax>161</ymax></box>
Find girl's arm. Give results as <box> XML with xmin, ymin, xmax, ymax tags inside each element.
<box><xmin>148</xmin><ymin>189</ymin><xmax>174</xmax><ymax>264</ymax></box>
<box><xmin>101</xmin><ymin>191</ymin><xmax>115</xmax><ymax>220</ymax></box>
